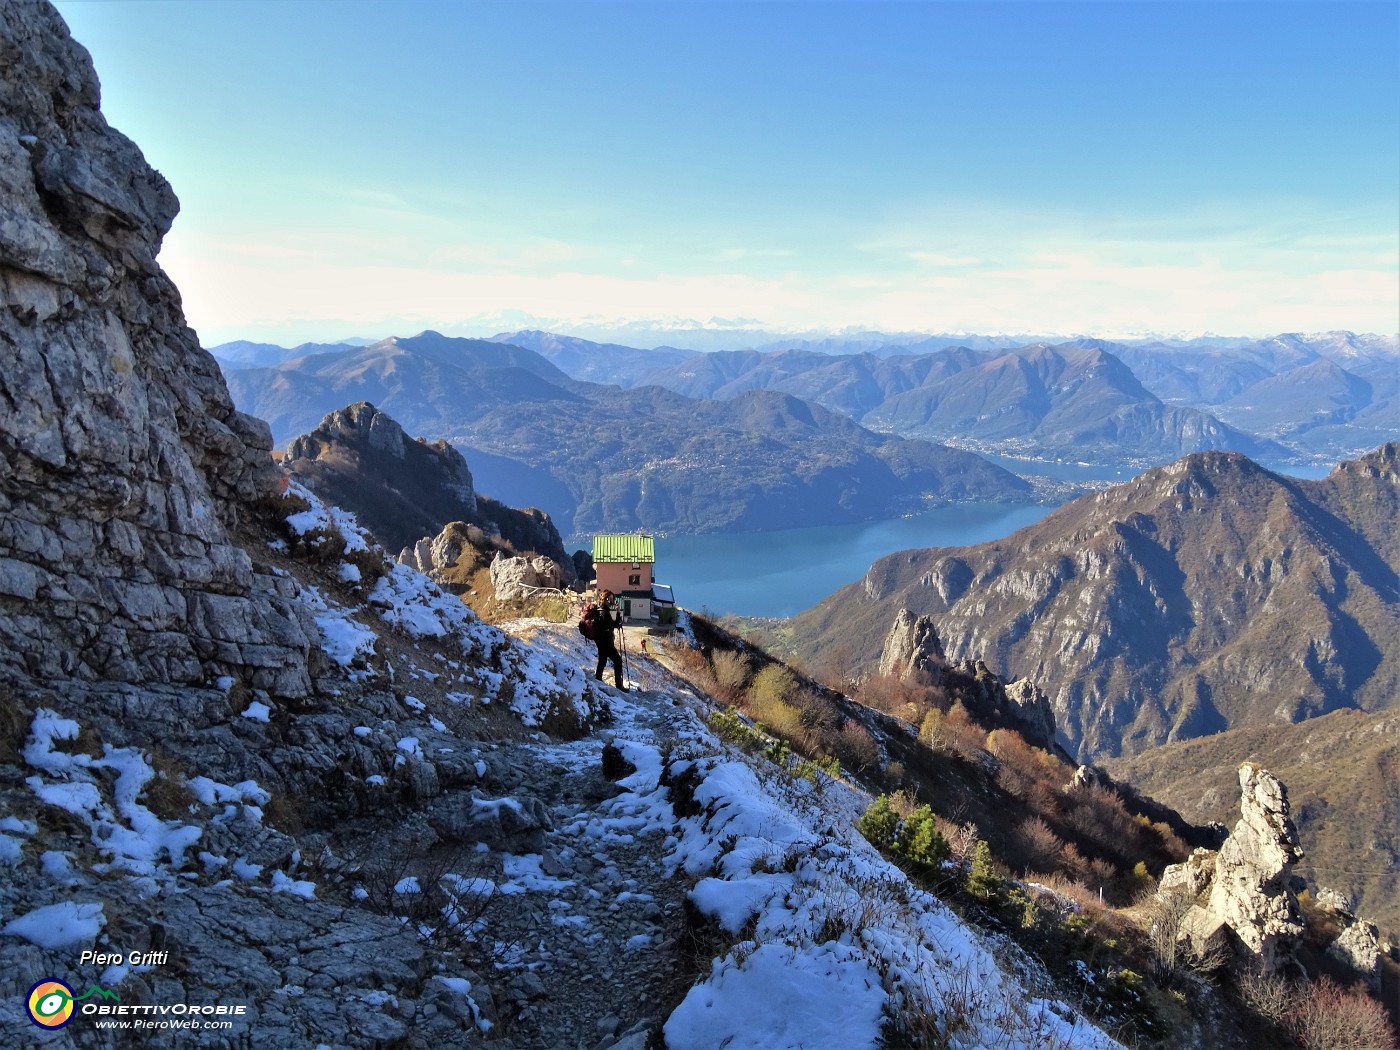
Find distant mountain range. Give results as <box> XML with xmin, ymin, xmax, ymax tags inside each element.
<box><xmin>212</xmin><ymin>338</ymin><xmax>375</xmax><ymax>369</ymax></box>
<box><xmin>215</xmin><ymin>328</ymin><xmax>1396</xmax><ymax>465</ymax></box>
<box><xmin>786</xmin><ymin>443</ymin><xmax>1400</xmax><ymax>761</ymax></box>
<box><xmin>220</xmin><ymin>332</ymin><xmax>1032</xmax><ymax>540</ymax></box>
<box><xmin>475</xmin><ymin>328</ymin><xmax>1397</xmax><ymax>465</ymax></box>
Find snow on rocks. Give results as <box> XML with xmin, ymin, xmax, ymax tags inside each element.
<box><xmin>2</xmin><ymin>899</ymin><xmax>105</xmax><ymax>951</ymax></box>
<box><xmin>286</xmin><ymin>487</ymin><xmax>607</xmax><ymax>733</ymax></box>
<box><xmin>21</xmin><ymin>709</ymin><xmax>202</xmax><ymax>887</ymax></box>
<box><xmin>285</xmin><ymin>482</ymin><xmax>371</xmax><ymax>555</ymax></box>
<box><xmin>301</xmin><ymin>582</ymin><xmax>379</xmax><ymax>669</ymax></box>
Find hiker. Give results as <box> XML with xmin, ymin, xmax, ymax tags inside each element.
<box><xmin>591</xmin><ymin>589</ymin><xmax>627</xmax><ymax>691</ymax></box>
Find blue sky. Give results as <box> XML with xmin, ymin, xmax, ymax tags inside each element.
<box><xmin>54</xmin><ymin>0</ymin><xmax>1400</xmax><ymax>346</ymax></box>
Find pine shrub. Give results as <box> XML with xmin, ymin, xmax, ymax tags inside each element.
<box><xmin>898</xmin><ymin>804</ymin><xmax>950</xmax><ymax>876</ymax></box>
<box><xmin>857</xmin><ymin>794</ymin><xmax>900</xmax><ymax>853</ymax></box>
<box><xmin>966</xmin><ymin>840</ymin><xmax>1004</xmax><ymax>903</ymax></box>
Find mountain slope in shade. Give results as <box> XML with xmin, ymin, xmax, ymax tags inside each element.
<box><xmin>788</xmin><ymin>444</ymin><xmax>1400</xmax><ymax>761</ymax></box>
<box><xmin>1103</xmin><ymin>709</ymin><xmax>1400</xmax><ymax>933</ymax></box>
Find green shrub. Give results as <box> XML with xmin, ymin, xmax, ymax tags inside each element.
<box><xmin>857</xmin><ymin>794</ymin><xmax>900</xmax><ymax>853</ymax></box>
<box><xmin>966</xmin><ymin>840</ymin><xmax>1003</xmax><ymax>903</ymax></box>
<box><xmin>897</xmin><ymin>804</ymin><xmax>950</xmax><ymax>876</ymax></box>
<box><xmin>766</xmin><ymin>737</ymin><xmax>791</xmax><ymax>767</ymax></box>
<box><xmin>708</xmin><ymin>706</ymin><xmax>754</xmax><ymax>746</ymax></box>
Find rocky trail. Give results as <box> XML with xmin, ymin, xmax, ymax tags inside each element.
<box><xmin>396</xmin><ymin>622</ymin><xmax>715</xmax><ymax>1050</ymax></box>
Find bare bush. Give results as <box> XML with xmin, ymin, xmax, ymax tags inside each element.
<box><xmin>1288</xmin><ymin>977</ymin><xmax>1397</xmax><ymax>1050</ymax></box>
<box><xmin>351</xmin><ymin>835</ymin><xmax>524</xmax><ymax>966</ymax></box>
<box><xmin>1137</xmin><ymin>887</ymin><xmax>1196</xmax><ymax>983</ymax></box>
<box><xmin>948</xmin><ymin>820</ymin><xmax>980</xmax><ymax>866</ymax></box>
<box><xmin>793</xmin><ymin>687</ymin><xmax>841</xmax><ymax>734</ymax></box>
<box><xmin>1017</xmin><ymin>816</ymin><xmax>1065</xmax><ymax>874</ymax></box>
<box><xmin>711</xmin><ymin>649</ymin><xmax>753</xmax><ymax>700</ymax></box>
<box><xmin>835</xmin><ymin>720</ymin><xmax>878</xmax><ymax>773</ymax></box>
<box><xmin>1236</xmin><ymin>963</ymin><xmax>1294</xmax><ymax>1026</ymax></box>
<box><xmin>942</xmin><ymin>702</ymin><xmax>986</xmax><ymax>761</ymax></box>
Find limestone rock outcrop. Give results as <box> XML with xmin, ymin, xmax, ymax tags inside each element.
<box><xmin>489</xmin><ymin>552</ymin><xmax>566</xmax><ymax>603</ymax></box>
<box><xmin>876</xmin><ymin>611</ymin><xmax>1060</xmax><ymax>750</ymax></box>
<box><xmin>400</xmin><ymin>522</ymin><xmax>479</xmax><ymax>581</ymax></box>
<box><xmin>877</xmin><ymin>609</ymin><xmax>946</xmax><ymax>684</ymax></box>
<box><xmin>1315</xmin><ymin>887</ymin><xmax>1384</xmax><ymax>991</ymax></box>
<box><xmin>1002</xmin><ymin>676</ymin><xmax>1057</xmax><ymax>751</ymax></box>
<box><xmin>960</xmin><ymin>657</ymin><xmax>1058</xmax><ymax>752</ymax></box>
<box><xmin>282</xmin><ymin>401</ymin><xmax>478</xmax><ymax>553</ymax></box>
<box><xmin>1169</xmin><ymin>764</ymin><xmax>1305</xmax><ymax>972</ymax></box>
<box><xmin>0</xmin><ymin>0</ymin><xmax>316</xmax><ymax>696</ymax></box>
<box><xmin>1157</xmin><ymin>847</ymin><xmax>1216</xmax><ymax>899</ymax></box>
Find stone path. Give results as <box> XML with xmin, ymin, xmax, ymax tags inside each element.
<box><xmin>460</xmin><ymin>629</ymin><xmax>711</xmax><ymax>1050</ymax></box>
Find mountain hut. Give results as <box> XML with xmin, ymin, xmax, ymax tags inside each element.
<box><xmin>591</xmin><ymin>534</ymin><xmax>676</xmax><ymax>624</ymax></box>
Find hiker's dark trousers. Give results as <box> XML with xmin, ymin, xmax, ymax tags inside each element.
<box><xmin>595</xmin><ymin>637</ymin><xmax>623</xmax><ymax>686</ymax></box>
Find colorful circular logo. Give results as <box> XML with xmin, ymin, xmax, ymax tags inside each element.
<box><xmin>26</xmin><ymin>978</ymin><xmax>76</xmax><ymax>1029</ymax></box>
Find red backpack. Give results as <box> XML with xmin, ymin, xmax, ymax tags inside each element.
<box><xmin>578</xmin><ymin>602</ymin><xmax>600</xmax><ymax>640</ymax></box>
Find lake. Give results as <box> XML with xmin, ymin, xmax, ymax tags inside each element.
<box><xmin>651</xmin><ymin>459</ymin><xmax>1340</xmax><ymax>619</ymax></box>
<box><xmin>655</xmin><ymin>502</ymin><xmax>1057</xmax><ymax>618</ymax></box>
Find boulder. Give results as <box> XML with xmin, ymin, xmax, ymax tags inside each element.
<box><xmin>1327</xmin><ymin>918</ymin><xmax>1383</xmax><ymax>991</ymax></box>
<box><xmin>428</xmin><ymin>791</ymin><xmax>552</xmax><ymax>853</ymax></box>
<box><xmin>1158</xmin><ymin>847</ymin><xmax>1217</xmax><ymax>900</ymax></box>
<box><xmin>490</xmin><ymin>551</ymin><xmax>566</xmax><ymax>602</ymax></box>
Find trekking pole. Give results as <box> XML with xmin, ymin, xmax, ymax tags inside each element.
<box><xmin>619</xmin><ymin>626</ymin><xmax>628</xmax><ymax>688</ymax></box>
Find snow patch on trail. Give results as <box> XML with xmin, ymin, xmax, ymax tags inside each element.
<box><xmin>21</xmin><ymin>709</ymin><xmax>202</xmax><ymax>889</ymax></box>
<box><xmin>502</xmin><ymin>620</ymin><xmax>1120</xmax><ymax>1050</ymax></box>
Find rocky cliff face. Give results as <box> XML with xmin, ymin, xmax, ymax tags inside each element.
<box><xmin>794</xmin><ymin>446</ymin><xmax>1400</xmax><ymax>761</ymax></box>
<box><xmin>0</xmin><ymin>0</ymin><xmax>315</xmax><ymax>697</ymax></box>
<box><xmin>282</xmin><ymin>401</ymin><xmax>573</xmax><ymax>577</ymax></box>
